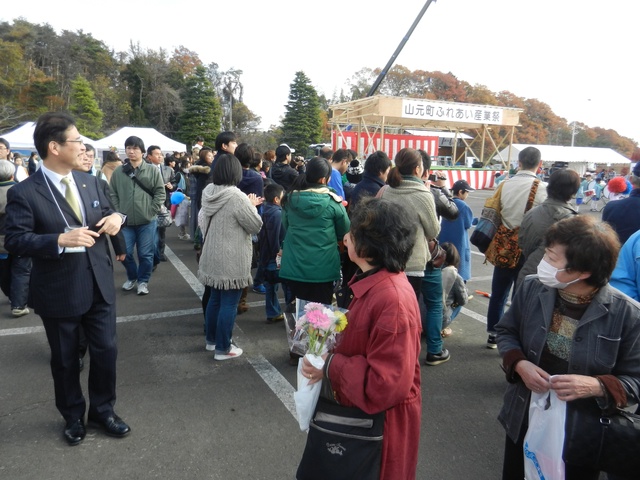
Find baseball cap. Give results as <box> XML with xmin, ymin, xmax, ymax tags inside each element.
<box><xmin>452</xmin><ymin>179</ymin><xmax>475</xmax><ymax>193</ymax></box>
<box><xmin>279</xmin><ymin>143</ymin><xmax>295</xmax><ymax>153</ymax></box>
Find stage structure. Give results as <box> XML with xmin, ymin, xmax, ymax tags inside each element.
<box><xmin>329</xmin><ymin>95</ymin><xmax>523</xmax><ymax>167</ymax></box>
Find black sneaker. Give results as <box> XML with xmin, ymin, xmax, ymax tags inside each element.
<box><xmin>425</xmin><ymin>348</ymin><xmax>450</xmax><ymax>366</ymax></box>
<box><xmin>487</xmin><ymin>334</ymin><xmax>498</xmax><ymax>349</ymax></box>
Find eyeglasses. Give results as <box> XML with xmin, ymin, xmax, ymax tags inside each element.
<box><xmin>62</xmin><ymin>139</ymin><xmax>84</xmax><ymax>145</ymax></box>
<box><xmin>0</xmin><ymin>146</ymin><xmax>7</xmax><ymax>150</ymax></box>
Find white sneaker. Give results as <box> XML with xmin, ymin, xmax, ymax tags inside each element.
<box><xmin>214</xmin><ymin>345</ymin><xmax>243</xmax><ymax>361</ymax></box>
<box><xmin>179</xmin><ymin>233</ymin><xmax>191</xmax><ymax>240</ymax></box>
<box><xmin>205</xmin><ymin>343</ymin><xmax>216</xmax><ymax>351</ymax></box>
<box><xmin>137</xmin><ymin>282</ymin><xmax>149</xmax><ymax>295</ymax></box>
<box><xmin>12</xmin><ymin>307</ymin><xmax>30</xmax><ymax>317</ymax></box>
<box><xmin>122</xmin><ymin>279</ymin><xmax>137</xmax><ymax>291</ymax></box>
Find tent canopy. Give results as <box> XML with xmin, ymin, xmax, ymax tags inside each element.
<box><xmin>494</xmin><ymin>144</ymin><xmax>631</xmax><ymax>167</ymax></box>
<box><xmin>1</xmin><ymin>122</ymin><xmax>94</xmax><ymax>152</ymax></box>
<box><xmin>93</xmin><ymin>127</ymin><xmax>185</xmax><ymax>154</ymax></box>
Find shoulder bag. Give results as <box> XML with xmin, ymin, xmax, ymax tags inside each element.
<box><xmin>296</xmin><ymin>397</ymin><xmax>385</xmax><ymax>480</ymax></box>
<box><xmin>484</xmin><ymin>180</ymin><xmax>540</xmax><ymax>269</ymax></box>
<box><xmin>123</xmin><ymin>164</ymin><xmax>172</xmax><ymax>227</ymax></box>
<box><xmin>563</xmin><ymin>398</ymin><xmax>640</xmax><ymax>478</ymax></box>
<box><xmin>470</xmin><ymin>182</ymin><xmax>505</xmax><ymax>253</ymax></box>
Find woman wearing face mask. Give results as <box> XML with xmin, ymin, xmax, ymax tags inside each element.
<box><xmin>495</xmin><ymin>215</ymin><xmax>640</xmax><ymax>480</ymax></box>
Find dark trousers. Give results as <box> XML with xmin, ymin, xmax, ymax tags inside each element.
<box><xmin>155</xmin><ymin>226</ymin><xmax>167</xmax><ymax>264</ymax></box>
<box><xmin>0</xmin><ymin>255</ymin><xmax>31</xmax><ymax>309</ymax></box>
<box><xmin>286</xmin><ymin>280</ymin><xmax>334</xmax><ymax>305</ymax></box>
<box><xmin>40</xmin><ymin>286</ymin><xmax>117</xmax><ymax>423</ymax></box>
<box><xmin>486</xmin><ymin>260</ymin><xmax>523</xmax><ymax>334</ymax></box>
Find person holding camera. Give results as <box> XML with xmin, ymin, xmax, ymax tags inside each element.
<box><xmin>110</xmin><ymin>136</ymin><xmax>165</xmax><ymax>296</ymax></box>
<box><xmin>269</xmin><ymin>144</ymin><xmax>299</xmax><ymax>191</ymax></box>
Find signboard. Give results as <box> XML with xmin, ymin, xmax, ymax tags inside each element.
<box><xmin>402</xmin><ymin>99</ymin><xmax>504</xmax><ymax>125</ymax></box>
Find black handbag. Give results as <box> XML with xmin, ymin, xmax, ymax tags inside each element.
<box><xmin>296</xmin><ymin>397</ymin><xmax>385</xmax><ymax>480</ymax></box>
<box><xmin>563</xmin><ymin>399</ymin><xmax>640</xmax><ymax>478</ymax></box>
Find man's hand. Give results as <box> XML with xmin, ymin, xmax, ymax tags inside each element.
<box><xmin>165</xmin><ymin>182</ymin><xmax>174</xmax><ymax>190</ymax></box>
<box><xmin>115</xmin><ymin>254</ymin><xmax>126</xmax><ymax>262</ymax></box>
<box><xmin>95</xmin><ymin>213</ymin><xmax>123</xmax><ymax>236</ymax></box>
<box><xmin>58</xmin><ymin>227</ymin><xmax>100</xmax><ymax>248</ymax></box>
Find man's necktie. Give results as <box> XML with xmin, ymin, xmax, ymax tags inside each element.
<box><xmin>61</xmin><ymin>177</ymin><xmax>82</xmax><ymax>222</ymax></box>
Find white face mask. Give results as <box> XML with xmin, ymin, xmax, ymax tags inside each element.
<box><xmin>537</xmin><ymin>258</ymin><xmax>581</xmax><ymax>289</ymax></box>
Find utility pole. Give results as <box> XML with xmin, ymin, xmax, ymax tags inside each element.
<box><xmin>366</xmin><ymin>0</ymin><xmax>438</xmax><ymax>97</ymax></box>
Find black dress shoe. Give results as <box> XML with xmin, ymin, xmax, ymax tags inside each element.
<box><xmin>64</xmin><ymin>418</ymin><xmax>86</xmax><ymax>446</ymax></box>
<box><xmin>88</xmin><ymin>413</ymin><xmax>131</xmax><ymax>438</ymax></box>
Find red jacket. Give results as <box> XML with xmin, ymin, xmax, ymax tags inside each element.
<box><xmin>329</xmin><ymin>269</ymin><xmax>422</xmax><ymax>480</ymax></box>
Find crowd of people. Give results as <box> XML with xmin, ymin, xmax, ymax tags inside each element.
<box><xmin>2</xmin><ymin>113</ymin><xmax>640</xmax><ymax>480</ymax></box>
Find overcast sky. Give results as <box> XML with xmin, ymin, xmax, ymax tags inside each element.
<box><xmin>4</xmin><ymin>0</ymin><xmax>639</xmax><ymax>144</ymax></box>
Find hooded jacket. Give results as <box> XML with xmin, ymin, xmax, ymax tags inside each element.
<box><xmin>279</xmin><ymin>186</ymin><xmax>350</xmax><ymax>283</ymax></box>
<box><xmin>197</xmin><ymin>184</ymin><xmax>262</xmax><ymax>289</ymax></box>
<box><xmin>270</xmin><ymin>161</ymin><xmax>299</xmax><ymax>191</ymax></box>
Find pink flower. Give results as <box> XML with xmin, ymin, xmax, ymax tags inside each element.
<box><xmin>304</xmin><ymin>309</ymin><xmax>332</xmax><ymax>330</ymax></box>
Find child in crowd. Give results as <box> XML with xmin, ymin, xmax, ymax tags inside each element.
<box><xmin>259</xmin><ymin>183</ymin><xmax>294</xmax><ymax>323</ymax></box>
<box><xmin>439</xmin><ymin>179</ymin><xmax>475</xmax><ymax>282</ymax></box>
<box><xmin>440</xmin><ymin>242</ymin><xmax>471</xmax><ymax>338</ymax></box>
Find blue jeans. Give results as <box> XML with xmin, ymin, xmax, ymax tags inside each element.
<box><xmin>205</xmin><ymin>288</ymin><xmax>243</xmax><ymax>354</ymax></box>
<box><xmin>122</xmin><ymin>220</ymin><xmax>157</xmax><ymax>284</ymax></box>
<box><xmin>486</xmin><ymin>262</ymin><xmax>523</xmax><ymax>334</ymax></box>
<box><xmin>264</xmin><ymin>263</ymin><xmax>294</xmax><ymax>318</ymax></box>
<box><xmin>421</xmin><ymin>265</ymin><xmax>444</xmax><ymax>354</ymax></box>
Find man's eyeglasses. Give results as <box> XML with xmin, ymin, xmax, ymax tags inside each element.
<box><xmin>63</xmin><ymin>139</ymin><xmax>84</xmax><ymax>145</ymax></box>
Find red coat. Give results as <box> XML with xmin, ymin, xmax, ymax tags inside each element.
<box><xmin>328</xmin><ymin>269</ymin><xmax>422</xmax><ymax>480</ymax></box>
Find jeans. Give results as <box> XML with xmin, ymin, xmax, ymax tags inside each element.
<box><xmin>122</xmin><ymin>220</ymin><xmax>157</xmax><ymax>284</ymax></box>
<box><xmin>205</xmin><ymin>288</ymin><xmax>243</xmax><ymax>354</ymax></box>
<box><xmin>486</xmin><ymin>262</ymin><xmax>523</xmax><ymax>334</ymax></box>
<box><xmin>421</xmin><ymin>265</ymin><xmax>444</xmax><ymax>354</ymax></box>
<box><xmin>264</xmin><ymin>263</ymin><xmax>294</xmax><ymax>318</ymax></box>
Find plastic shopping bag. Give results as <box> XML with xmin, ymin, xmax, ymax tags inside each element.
<box><xmin>523</xmin><ymin>391</ymin><xmax>566</xmax><ymax>480</ymax></box>
<box><xmin>293</xmin><ymin>353</ymin><xmax>324</xmax><ymax>431</ymax></box>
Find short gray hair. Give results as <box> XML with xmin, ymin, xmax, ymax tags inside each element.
<box><xmin>0</xmin><ymin>160</ymin><xmax>15</xmax><ymax>181</ymax></box>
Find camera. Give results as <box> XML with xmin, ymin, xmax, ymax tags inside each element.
<box><xmin>428</xmin><ymin>173</ymin><xmax>437</xmax><ymax>182</ymax></box>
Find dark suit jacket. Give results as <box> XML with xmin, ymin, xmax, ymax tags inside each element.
<box><xmin>4</xmin><ymin>169</ymin><xmax>117</xmax><ymax>317</ymax></box>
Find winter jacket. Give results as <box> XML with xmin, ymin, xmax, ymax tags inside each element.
<box><xmin>0</xmin><ymin>180</ymin><xmax>17</xmax><ymax>255</ymax></box>
<box><xmin>496</xmin><ymin>277</ymin><xmax>640</xmax><ymax>442</ymax></box>
<box><xmin>349</xmin><ymin>172</ymin><xmax>385</xmax><ymax>211</ymax></box>
<box><xmin>270</xmin><ymin>161</ymin><xmax>299</xmax><ymax>191</ymax></box>
<box><xmin>258</xmin><ymin>202</ymin><xmax>284</xmax><ymax>268</ymax></box>
<box><xmin>279</xmin><ymin>186</ymin><xmax>350</xmax><ymax>283</ymax></box>
<box><xmin>188</xmin><ymin>163</ymin><xmax>211</xmax><ymax>211</ymax></box>
<box><xmin>380</xmin><ymin>179</ymin><xmax>440</xmax><ymax>272</ymax></box>
<box><xmin>238</xmin><ymin>168</ymin><xmax>264</xmax><ymax>198</ymax></box>
<box><xmin>516</xmin><ymin>198</ymin><xmax>578</xmax><ymax>289</ymax></box>
<box><xmin>197</xmin><ymin>184</ymin><xmax>262</xmax><ymax>289</ymax></box>
<box><xmin>610</xmin><ymin>230</ymin><xmax>640</xmax><ymax>301</ymax></box>
<box><xmin>602</xmin><ymin>189</ymin><xmax>640</xmax><ymax>245</ymax></box>
<box><xmin>110</xmin><ymin>161</ymin><xmax>165</xmax><ymax>226</ymax></box>
<box><xmin>439</xmin><ymin>198</ymin><xmax>474</xmax><ymax>281</ymax></box>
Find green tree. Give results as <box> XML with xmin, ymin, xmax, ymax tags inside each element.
<box><xmin>69</xmin><ymin>75</ymin><xmax>104</xmax><ymax>138</ymax></box>
<box><xmin>177</xmin><ymin>65</ymin><xmax>221</xmax><ymax>146</ymax></box>
<box><xmin>231</xmin><ymin>102</ymin><xmax>260</xmax><ymax>135</ymax></box>
<box><xmin>281</xmin><ymin>71</ymin><xmax>322</xmax><ymax>154</ymax></box>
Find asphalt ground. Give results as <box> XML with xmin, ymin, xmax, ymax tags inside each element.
<box><xmin>0</xmin><ymin>190</ymin><xmax>606</xmax><ymax>480</ymax></box>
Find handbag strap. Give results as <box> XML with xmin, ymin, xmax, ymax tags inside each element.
<box><xmin>524</xmin><ymin>179</ymin><xmax>541</xmax><ymax>214</ymax></box>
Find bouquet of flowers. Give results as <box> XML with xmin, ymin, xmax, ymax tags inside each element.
<box><xmin>292</xmin><ymin>299</ymin><xmax>348</xmax><ymax>431</ymax></box>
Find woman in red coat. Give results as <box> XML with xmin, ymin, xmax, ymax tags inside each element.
<box><xmin>301</xmin><ymin>197</ymin><xmax>422</xmax><ymax>480</ymax></box>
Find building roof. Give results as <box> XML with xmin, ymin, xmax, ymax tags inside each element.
<box><xmin>495</xmin><ymin>144</ymin><xmax>630</xmax><ymax>165</ymax></box>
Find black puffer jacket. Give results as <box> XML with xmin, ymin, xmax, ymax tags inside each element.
<box><xmin>431</xmin><ymin>185</ymin><xmax>459</xmax><ymax>221</ymax></box>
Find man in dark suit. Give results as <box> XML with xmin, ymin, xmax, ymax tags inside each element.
<box><xmin>4</xmin><ymin>112</ymin><xmax>131</xmax><ymax>446</ymax></box>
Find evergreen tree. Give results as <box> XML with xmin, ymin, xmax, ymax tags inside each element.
<box><xmin>69</xmin><ymin>75</ymin><xmax>104</xmax><ymax>139</ymax></box>
<box><xmin>177</xmin><ymin>65</ymin><xmax>222</xmax><ymax>147</ymax></box>
<box><xmin>281</xmin><ymin>71</ymin><xmax>322</xmax><ymax>154</ymax></box>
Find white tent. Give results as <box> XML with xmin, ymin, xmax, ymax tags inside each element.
<box><xmin>1</xmin><ymin>122</ymin><xmax>95</xmax><ymax>152</ymax></box>
<box><xmin>493</xmin><ymin>144</ymin><xmax>630</xmax><ymax>174</ymax></box>
<box><xmin>93</xmin><ymin>127</ymin><xmax>186</xmax><ymax>155</ymax></box>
